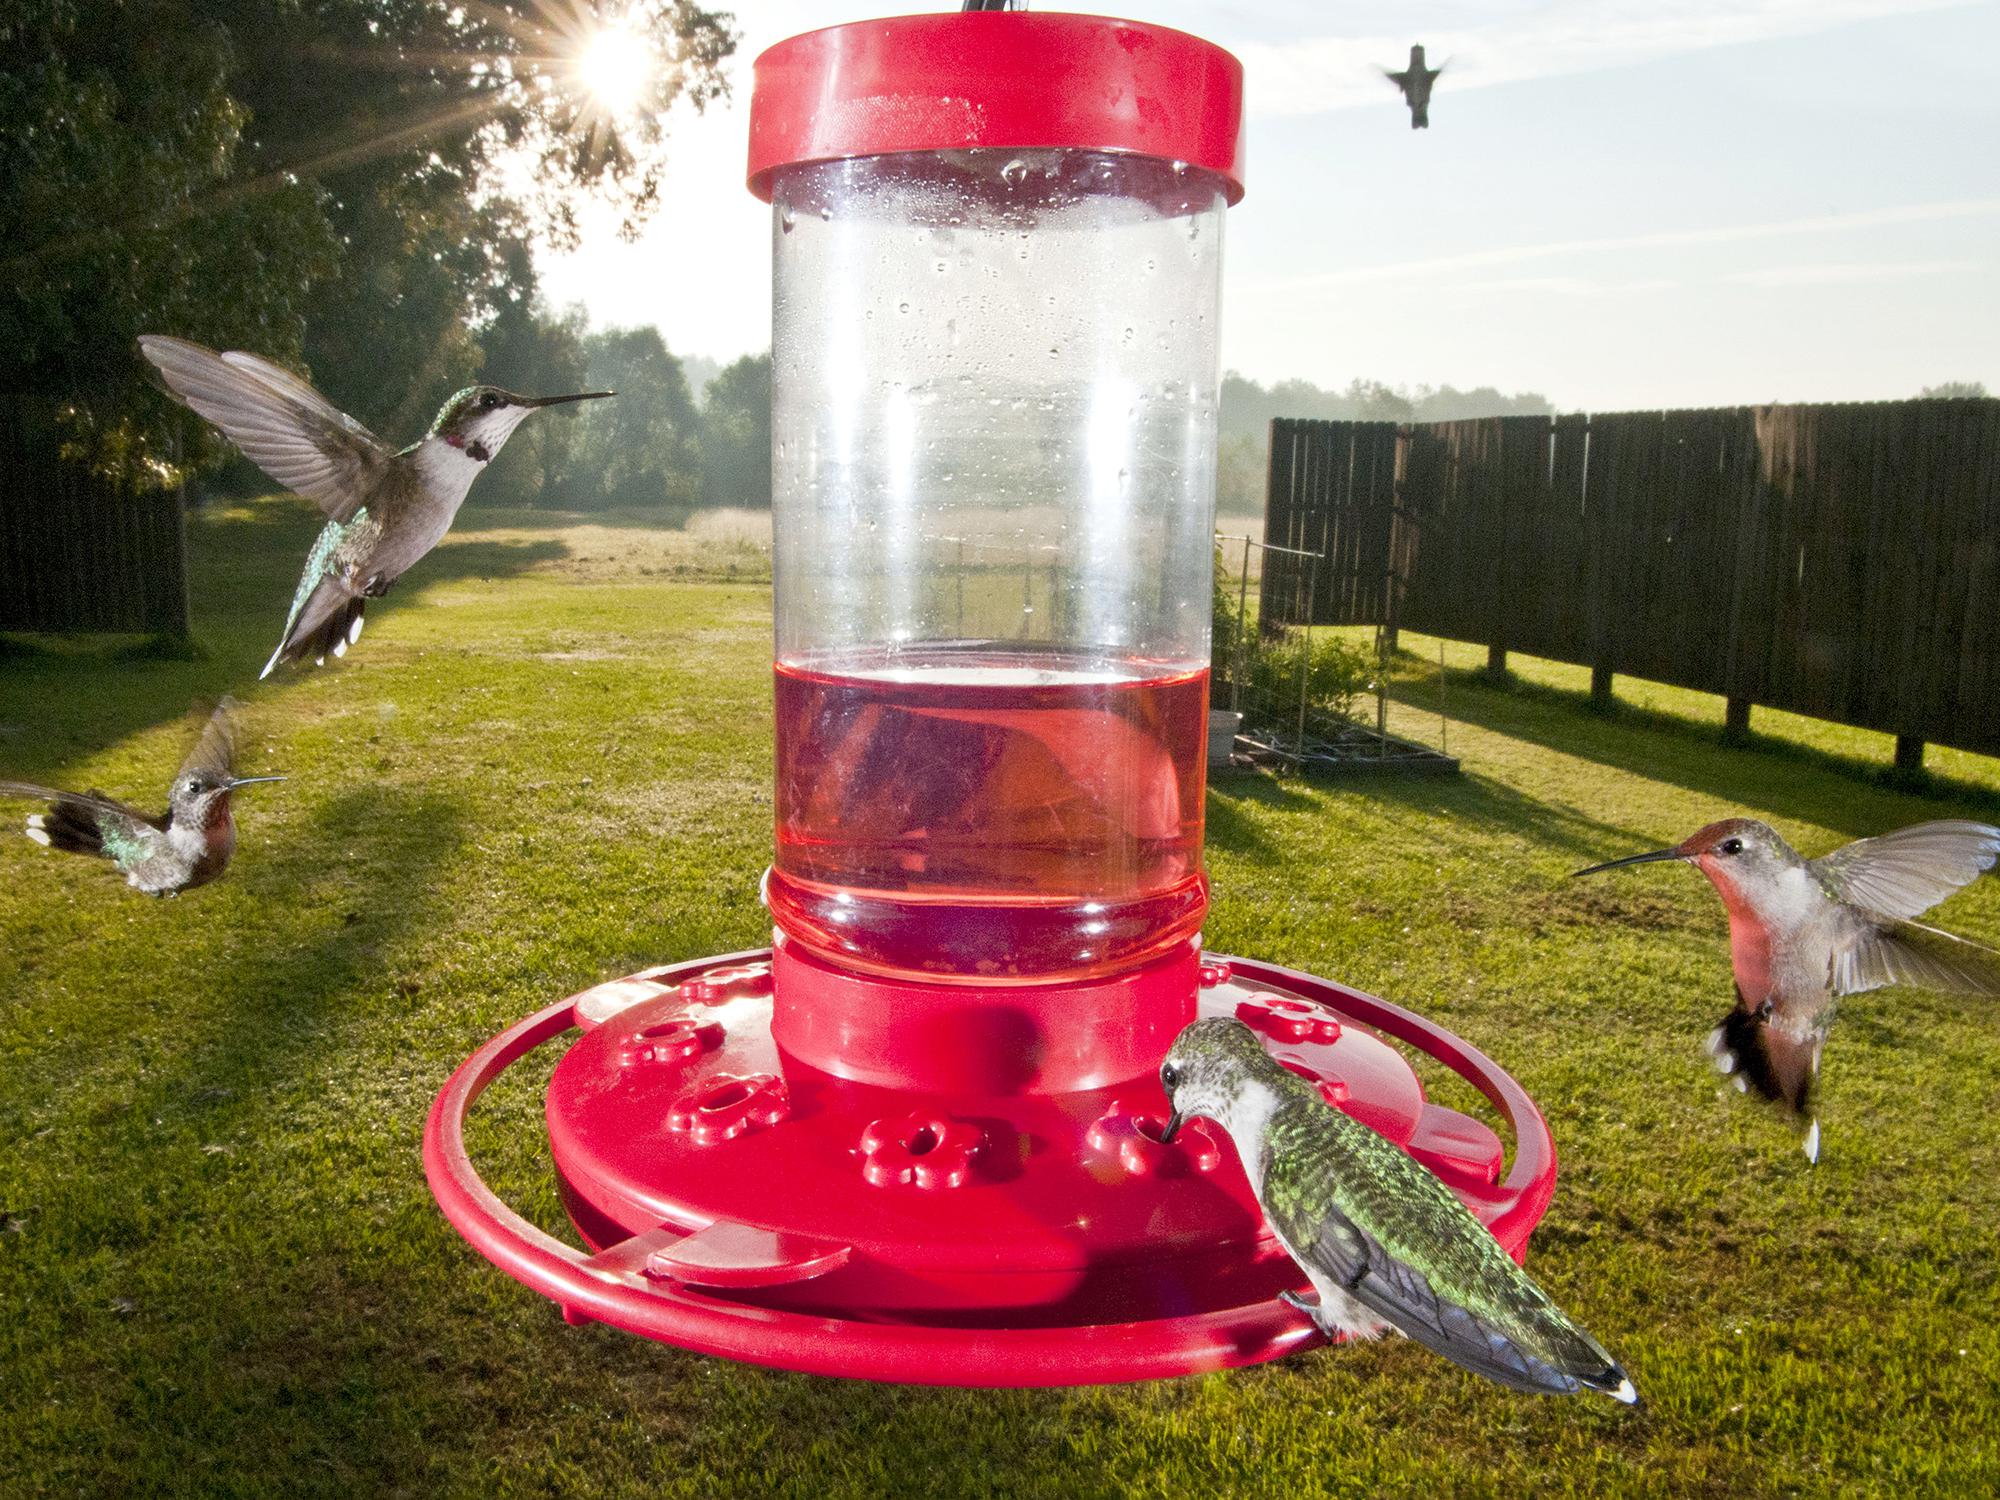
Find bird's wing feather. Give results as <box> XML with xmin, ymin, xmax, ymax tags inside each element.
<box><xmin>1352</xmin><ymin>1243</ymin><xmax>1583</xmax><ymax>1395</ymax></box>
<box><xmin>0</xmin><ymin>781</ymin><xmax>164</xmax><ymax>828</ymax></box>
<box><xmin>1260</xmin><ymin>1100</ymin><xmax>1619</xmax><ymax>1396</ymax></box>
<box><xmin>1831</xmin><ymin>917</ymin><xmax>2000</xmax><ymax>997</ymax></box>
<box><xmin>176</xmin><ymin>698</ymin><xmax>238</xmax><ymax>782</ymax></box>
<box><xmin>139</xmin><ymin>336</ymin><xmax>388</xmax><ymax>522</ymax></box>
<box><xmin>1809</xmin><ymin>821</ymin><xmax>2000</xmax><ymax>921</ymax></box>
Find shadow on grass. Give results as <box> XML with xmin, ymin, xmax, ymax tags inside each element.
<box><xmin>1208</xmin><ymin>750</ymin><xmax>1644</xmax><ymax>866</ymax></box>
<box><xmin>135</xmin><ymin>786</ymin><xmax>467</xmax><ymax>1115</ymax></box>
<box><xmin>0</xmin><ymin>497</ymin><xmax>567</xmax><ymax>787</ymax></box>
<box><xmin>1391</xmin><ymin>657</ymin><xmax>2000</xmax><ymax>837</ymax></box>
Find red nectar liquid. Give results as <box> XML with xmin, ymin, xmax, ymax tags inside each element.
<box><xmin>769</xmin><ymin>649</ymin><xmax>1210</xmax><ymax>984</ymax></box>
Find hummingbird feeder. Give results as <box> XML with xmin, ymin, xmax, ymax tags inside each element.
<box><xmin>425</xmin><ymin>9</ymin><xmax>1559</xmax><ymax>1386</ymax></box>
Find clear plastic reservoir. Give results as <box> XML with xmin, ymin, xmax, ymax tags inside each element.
<box><xmin>767</xmin><ymin>149</ymin><xmax>1228</xmax><ymax>984</ymax></box>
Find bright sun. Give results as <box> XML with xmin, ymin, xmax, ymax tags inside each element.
<box><xmin>578</xmin><ymin>24</ymin><xmax>654</xmax><ymax>117</ymax></box>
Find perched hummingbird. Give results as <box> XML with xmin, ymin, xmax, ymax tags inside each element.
<box><xmin>0</xmin><ymin>699</ymin><xmax>283</xmax><ymax>896</ymax></box>
<box><xmin>1574</xmin><ymin>818</ymin><xmax>2000</xmax><ymax>1162</ymax></box>
<box><xmin>1160</xmin><ymin>1018</ymin><xmax>1638</xmax><ymax>1403</ymax></box>
<box><xmin>138</xmin><ymin>335</ymin><xmax>612</xmax><ymax>678</ymax></box>
<box><xmin>1385</xmin><ymin>44</ymin><xmax>1443</xmax><ymax>129</ymax></box>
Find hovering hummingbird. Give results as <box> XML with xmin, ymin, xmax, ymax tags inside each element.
<box><xmin>1160</xmin><ymin>1018</ymin><xmax>1638</xmax><ymax>1403</ymax></box>
<box><xmin>1574</xmin><ymin>818</ymin><xmax>2000</xmax><ymax>1162</ymax></box>
<box><xmin>1385</xmin><ymin>44</ymin><xmax>1443</xmax><ymax>129</ymax></box>
<box><xmin>0</xmin><ymin>699</ymin><xmax>283</xmax><ymax>896</ymax></box>
<box><xmin>138</xmin><ymin>335</ymin><xmax>612</xmax><ymax>678</ymax></box>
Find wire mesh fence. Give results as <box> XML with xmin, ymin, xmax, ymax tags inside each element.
<box><xmin>1214</xmin><ymin>532</ymin><xmax>1454</xmax><ymax>774</ymax></box>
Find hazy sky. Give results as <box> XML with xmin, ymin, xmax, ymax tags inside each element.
<box><xmin>536</xmin><ymin>0</ymin><xmax>2000</xmax><ymax>412</ymax></box>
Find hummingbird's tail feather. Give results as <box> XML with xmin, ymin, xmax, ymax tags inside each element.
<box><xmin>22</xmin><ymin>793</ymin><xmax>112</xmax><ymax>857</ymax></box>
<box><xmin>1707</xmin><ymin>992</ymin><xmax>1815</xmax><ymax>1116</ymax></box>
<box><xmin>263</xmin><ymin>585</ymin><xmax>366</xmax><ymax>678</ymax></box>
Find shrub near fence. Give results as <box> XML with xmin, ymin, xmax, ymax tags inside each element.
<box><xmin>1261</xmin><ymin>399</ymin><xmax>2000</xmax><ymax>759</ymax></box>
<box><xmin>0</xmin><ymin>400</ymin><xmax>191</xmax><ymax>638</ymax></box>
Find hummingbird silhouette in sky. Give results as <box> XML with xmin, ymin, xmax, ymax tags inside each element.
<box><xmin>1574</xmin><ymin>818</ymin><xmax>2000</xmax><ymax>1162</ymax></box>
<box><xmin>0</xmin><ymin>699</ymin><xmax>283</xmax><ymax>896</ymax></box>
<box><xmin>138</xmin><ymin>336</ymin><xmax>612</xmax><ymax>679</ymax></box>
<box><xmin>1160</xmin><ymin>1018</ymin><xmax>1638</xmax><ymax>1403</ymax></box>
<box><xmin>1385</xmin><ymin>44</ymin><xmax>1443</xmax><ymax>129</ymax></box>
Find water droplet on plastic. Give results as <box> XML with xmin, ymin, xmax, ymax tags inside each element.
<box><xmin>1000</xmin><ymin>158</ymin><xmax>1029</xmax><ymax>188</ymax></box>
<box><xmin>819</xmin><ymin>206</ymin><xmax>831</xmax><ymax>221</ymax></box>
<box><xmin>778</xmin><ymin>210</ymin><xmax>795</xmax><ymax>235</ymax></box>
<box><xmin>898</xmin><ymin>302</ymin><xmax>910</xmax><ymax>314</ymax></box>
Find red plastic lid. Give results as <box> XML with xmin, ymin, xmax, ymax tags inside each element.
<box><xmin>746</xmin><ymin>11</ymin><xmax>1245</xmax><ymax>204</ymax></box>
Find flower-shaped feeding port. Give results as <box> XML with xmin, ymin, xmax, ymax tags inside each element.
<box><xmin>679</xmin><ymin>963</ymin><xmax>774</xmax><ymax>1005</ymax></box>
<box><xmin>1197</xmin><ymin>960</ymin><xmax>1234</xmax><ymax>988</ymax></box>
<box><xmin>616</xmin><ymin>1011</ymin><xmax>725</xmax><ymax>1070</ymax></box>
<box><xmin>1086</xmin><ymin>1101</ymin><xmax>1225</xmax><ymax>1178</ymax></box>
<box><xmin>859</xmin><ymin>1111</ymin><xmax>984</xmax><ymax>1189</ymax></box>
<box><xmin>1236</xmin><ymin>993</ymin><xmax>1343</xmax><ymax>1045</ymax></box>
<box><xmin>666</xmin><ymin>1073</ymin><xmax>789</xmax><ymax>1146</ymax></box>
<box><xmin>1279</xmin><ymin>1058</ymin><xmax>1350</xmax><ymax>1109</ymax></box>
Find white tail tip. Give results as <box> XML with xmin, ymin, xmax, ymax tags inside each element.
<box><xmin>1733</xmin><ymin>1074</ymin><xmax>1749</xmax><ymax>1093</ymax></box>
<box><xmin>25</xmin><ymin>825</ymin><xmax>50</xmax><ymax>847</ymax></box>
<box><xmin>1612</xmin><ymin>1378</ymin><xmax>1639</xmax><ymax>1406</ymax></box>
<box><xmin>1803</xmin><ymin>1119</ymin><xmax>1821</xmax><ymax>1165</ymax></box>
<box><xmin>332</xmin><ymin>639</ymin><xmax>347</xmax><ymax>659</ymax></box>
<box><xmin>349</xmin><ymin>614</ymin><xmax>364</xmax><ymax>643</ymax></box>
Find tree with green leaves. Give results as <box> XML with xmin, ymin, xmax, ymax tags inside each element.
<box><xmin>701</xmin><ymin>353</ymin><xmax>772</xmax><ymax>507</ymax></box>
<box><xmin>0</xmin><ymin>1</ymin><xmax>338</xmax><ymax>482</ymax></box>
<box><xmin>568</xmin><ymin>327</ymin><xmax>703</xmax><ymax>508</ymax></box>
<box><xmin>2</xmin><ymin>0</ymin><xmax>736</xmax><ymax>485</ymax></box>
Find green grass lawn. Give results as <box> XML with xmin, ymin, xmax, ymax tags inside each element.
<box><xmin>3</xmin><ymin>496</ymin><xmax>1998</xmax><ymax>1497</ymax></box>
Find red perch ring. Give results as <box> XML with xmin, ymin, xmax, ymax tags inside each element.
<box><xmin>424</xmin><ymin>948</ymin><xmax>1556</xmax><ymax>1386</ymax></box>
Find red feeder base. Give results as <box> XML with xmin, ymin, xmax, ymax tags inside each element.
<box><xmin>424</xmin><ymin>945</ymin><xmax>1557</xmax><ymax>1387</ymax></box>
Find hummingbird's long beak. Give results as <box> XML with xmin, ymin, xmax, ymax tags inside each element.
<box><xmin>525</xmin><ymin>390</ymin><xmax>615</xmax><ymax>408</ymax></box>
<box><xmin>225</xmin><ymin>775</ymin><xmax>287</xmax><ymax>791</ymax></box>
<box><xmin>1571</xmin><ymin>846</ymin><xmax>1685</xmax><ymax>877</ymax></box>
<box><xmin>1158</xmin><ymin>1109</ymin><xmax>1185</xmax><ymax>1145</ymax></box>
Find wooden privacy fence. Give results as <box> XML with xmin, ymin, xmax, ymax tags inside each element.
<box><xmin>0</xmin><ymin>400</ymin><xmax>191</xmax><ymax>637</ymax></box>
<box><xmin>1261</xmin><ymin>400</ymin><xmax>2000</xmax><ymax>758</ymax></box>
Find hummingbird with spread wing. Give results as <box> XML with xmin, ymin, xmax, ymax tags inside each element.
<box><xmin>138</xmin><ymin>336</ymin><xmax>612</xmax><ymax>679</ymax></box>
<box><xmin>1385</xmin><ymin>44</ymin><xmax>1443</xmax><ymax>129</ymax></box>
<box><xmin>1574</xmin><ymin>818</ymin><xmax>2000</xmax><ymax>1162</ymax></box>
<box><xmin>0</xmin><ymin>699</ymin><xmax>283</xmax><ymax>896</ymax></box>
<box><xmin>1160</xmin><ymin>1018</ymin><xmax>1638</xmax><ymax>1403</ymax></box>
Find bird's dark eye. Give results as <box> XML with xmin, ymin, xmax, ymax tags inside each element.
<box><xmin>1719</xmin><ymin>838</ymin><xmax>1744</xmax><ymax>855</ymax></box>
<box><xmin>1160</xmin><ymin>1063</ymin><xmax>1180</xmax><ymax>1090</ymax></box>
<box><xmin>480</xmin><ymin>392</ymin><xmax>499</xmax><ymax>408</ymax></box>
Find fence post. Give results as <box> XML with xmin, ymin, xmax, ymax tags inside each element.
<box><xmin>1295</xmin><ymin>557</ymin><xmax>1317</xmax><ymax>761</ymax></box>
<box><xmin>1232</xmin><ymin>533</ymin><xmax>1251</xmax><ymax>714</ymax></box>
<box><xmin>1485</xmin><ymin>643</ymin><xmax>1507</xmax><ymax>681</ymax></box>
<box><xmin>1894</xmin><ymin>737</ymin><xmax>1926</xmax><ymax>778</ymax></box>
<box><xmin>1590</xmin><ymin>666</ymin><xmax>1614</xmax><ymax>710</ymax></box>
<box><xmin>1723</xmin><ymin>698</ymin><xmax>1752</xmax><ymax>742</ymax></box>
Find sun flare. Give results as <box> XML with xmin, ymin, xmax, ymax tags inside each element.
<box><xmin>577</xmin><ymin>23</ymin><xmax>654</xmax><ymax>118</ymax></box>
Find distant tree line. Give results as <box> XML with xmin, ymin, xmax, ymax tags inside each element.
<box><xmin>473</xmin><ymin>305</ymin><xmax>771</xmax><ymax>510</ymax></box>
<box><xmin>1216</xmin><ymin>373</ymin><xmax>1556</xmax><ymax>515</ymax></box>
